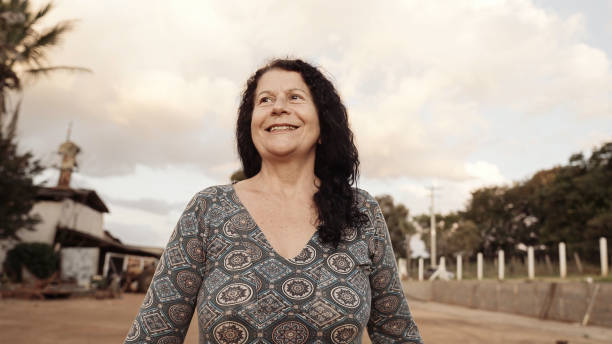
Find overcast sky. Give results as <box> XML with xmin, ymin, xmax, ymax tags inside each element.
<box><xmin>16</xmin><ymin>0</ymin><xmax>612</xmax><ymax>247</ymax></box>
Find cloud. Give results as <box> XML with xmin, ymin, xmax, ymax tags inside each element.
<box><xmin>17</xmin><ymin>0</ymin><xmax>611</xmax><ymax>240</ymax></box>
<box><xmin>22</xmin><ymin>0</ymin><xmax>609</xmax><ymax>182</ymax></box>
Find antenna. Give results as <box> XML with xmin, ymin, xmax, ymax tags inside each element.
<box><xmin>66</xmin><ymin>121</ymin><xmax>73</xmax><ymax>141</ymax></box>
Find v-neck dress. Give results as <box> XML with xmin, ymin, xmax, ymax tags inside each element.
<box><xmin>124</xmin><ymin>184</ymin><xmax>423</xmax><ymax>344</ymax></box>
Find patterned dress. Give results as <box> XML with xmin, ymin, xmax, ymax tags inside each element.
<box><xmin>124</xmin><ymin>185</ymin><xmax>423</xmax><ymax>344</ymax></box>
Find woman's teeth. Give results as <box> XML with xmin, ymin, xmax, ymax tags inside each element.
<box><xmin>269</xmin><ymin>125</ymin><xmax>297</xmax><ymax>132</ymax></box>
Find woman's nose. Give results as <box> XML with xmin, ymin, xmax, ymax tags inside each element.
<box><xmin>271</xmin><ymin>95</ymin><xmax>288</xmax><ymax>115</ymax></box>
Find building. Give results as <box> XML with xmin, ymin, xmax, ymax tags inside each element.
<box><xmin>0</xmin><ymin>135</ymin><xmax>160</xmax><ymax>287</ymax></box>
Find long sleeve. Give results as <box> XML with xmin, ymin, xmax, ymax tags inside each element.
<box><xmin>124</xmin><ymin>192</ymin><xmax>208</xmax><ymax>344</ymax></box>
<box><xmin>365</xmin><ymin>195</ymin><xmax>423</xmax><ymax>343</ymax></box>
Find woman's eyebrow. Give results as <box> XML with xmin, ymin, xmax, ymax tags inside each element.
<box><xmin>287</xmin><ymin>88</ymin><xmax>308</xmax><ymax>94</ymax></box>
<box><xmin>255</xmin><ymin>90</ymin><xmax>272</xmax><ymax>98</ymax></box>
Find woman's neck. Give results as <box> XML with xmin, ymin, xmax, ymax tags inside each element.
<box><xmin>250</xmin><ymin>157</ymin><xmax>319</xmax><ymax>199</ymax></box>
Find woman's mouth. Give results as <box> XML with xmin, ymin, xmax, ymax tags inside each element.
<box><xmin>266</xmin><ymin>124</ymin><xmax>299</xmax><ymax>132</ymax></box>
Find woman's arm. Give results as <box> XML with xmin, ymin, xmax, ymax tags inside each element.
<box><xmin>364</xmin><ymin>194</ymin><xmax>424</xmax><ymax>343</ymax></box>
<box><xmin>124</xmin><ymin>192</ymin><xmax>208</xmax><ymax>344</ymax></box>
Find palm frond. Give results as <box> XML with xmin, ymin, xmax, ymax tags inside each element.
<box><xmin>5</xmin><ymin>97</ymin><xmax>21</xmax><ymax>140</ymax></box>
<box><xmin>31</xmin><ymin>2</ymin><xmax>51</xmax><ymax>24</ymax></box>
<box><xmin>25</xmin><ymin>65</ymin><xmax>92</xmax><ymax>76</ymax></box>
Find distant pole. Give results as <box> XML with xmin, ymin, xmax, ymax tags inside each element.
<box><xmin>498</xmin><ymin>250</ymin><xmax>505</xmax><ymax>280</ymax></box>
<box><xmin>405</xmin><ymin>234</ymin><xmax>411</xmax><ymax>278</ymax></box>
<box><xmin>428</xmin><ymin>186</ymin><xmax>439</xmax><ymax>267</ymax></box>
<box><xmin>601</xmin><ymin>237</ymin><xmax>609</xmax><ymax>277</ymax></box>
<box><xmin>559</xmin><ymin>242</ymin><xmax>567</xmax><ymax>279</ymax></box>
<box><xmin>477</xmin><ymin>252</ymin><xmax>483</xmax><ymax>280</ymax></box>
<box><xmin>457</xmin><ymin>255</ymin><xmax>462</xmax><ymax>281</ymax></box>
<box><xmin>528</xmin><ymin>246</ymin><xmax>535</xmax><ymax>280</ymax></box>
<box><xmin>418</xmin><ymin>258</ymin><xmax>424</xmax><ymax>281</ymax></box>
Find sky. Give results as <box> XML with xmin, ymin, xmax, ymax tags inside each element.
<box><xmin>13</xmin><ymin>0</ymin><xmax>612</xmax><ymax>247</ymax></box>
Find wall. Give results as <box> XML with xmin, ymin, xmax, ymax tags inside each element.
<box><xmin>61</xmin><ymin>247</ymin><xmax>100</xmax><ymax>287</ymax></box>
<box><xmin>0</xmin><ymin>199</ymin><xmax>104</xmax><ymax>272</ymax></box>
<box><xmin>403</xmin><ymin>280</ymin><xmax>612</xmax><ymax>328</ymax></box>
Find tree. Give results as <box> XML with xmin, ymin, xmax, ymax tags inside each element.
<box><xmin>375</xmin><ymin>195</ymin><xmax>416</xmax><ymax>258</ymax></box>
<box><xmin>0</xmin><ymin>131</ymin><xmax>42</xmax><ymax>239</ymax></box>
<box><xmin>0</xmin><ymin>1</ymin><xmax>86</xmax><ymax>239</ymax></box>
<box><xmin>1</xmin><ymin>0</ymin><xmax>89</xmax><ymax>132</ymax></box>
<box><xmin>416</xmin><ymin>212</ymin><xmax>481</xmax><ymax>260</ymax></box>
<box><xmin>230</xmin><ymin>169</ymin><xmax>246</xmax><ymax>183</ymax></box>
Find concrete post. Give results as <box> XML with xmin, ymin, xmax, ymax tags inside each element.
<box><xmin>477</xmin><ymin>252</ymin><xmax>483</xmax><ymax>280</ymax></box>
<box><xmin>498</xmin><ymin>250</ymin><xmax>505</xmax><ymax>280</ymax></box>
<box><xmin>559</xmin><ymin>242</ymin><xmax>567</xmax><ymax>279</ymax></box>
<box><xmin>457</xmin><ymin>255</ymin><xmax>462</xmax><ymax>281</ymax></box>
<box><xmin>601</xmin><ymin>237</ymin><xmax>608</xmax><ymax>277</ymax></box>
<box><xmin>528</xmin><ymin>246</ymin><xmax>535</xmax><ymax>280</ymax></box>
<box><xmin>439</xmin><ymin>256</ymin><xmax>446</xmax><ymax>270</ymax></box>
<box><xmin>418</xmin><ymin>257</ymin><xmax>424</xmax><ymax>281</ymax></box>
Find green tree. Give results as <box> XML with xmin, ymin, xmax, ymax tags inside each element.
<box><xmin>0</xmin><ymin>0</ymin><xmax>86</xmax><ymax>239</ymax></box>
<box><xmin>375</xmin><ymin>195</ymin><xmax>415</xmax><ymax>258</ymax></box>
<box><xmin>230</xmin><ymin>169</ymin><xmax>246</xmax><ymax>183</ymax></box>
<box><xmin>0</xmin><ymin>132</ymin><xmax>42</xmax><ymax>239</ymax></box>
<box><xmin>417</xmin><ymin>212</ymin><xmax>481</xmax><ymax>260</ymax></box>
<box><xmin>1</xmin><ymin>0</ymin><xmax>89</xmax><ymax>132</ymax></box>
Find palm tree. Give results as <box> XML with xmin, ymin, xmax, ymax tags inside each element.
<box><xmin>0</xmin><ymin>0</ymin><xmax>89</xmax><ymax>138</ymax></box>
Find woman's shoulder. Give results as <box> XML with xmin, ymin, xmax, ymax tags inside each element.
<box><xmin>194</xmin><ymin>184</ymin><xmax>234</xmax><ymax>198</ymax></box>
<box><xmin>185</xmin><ymin>184</ymin><xmax>236</xmax><ymax>211</ymax></box>
<box><xmin>352</xmin><ymin>187</ymin><xmax>379</xmax><ymax>210</ymax></box>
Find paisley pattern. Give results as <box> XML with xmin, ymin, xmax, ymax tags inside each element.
<box><xmin>124</xmin><ymin>185</ymin><xmax>423</xmax><ymax>343</ymax></box>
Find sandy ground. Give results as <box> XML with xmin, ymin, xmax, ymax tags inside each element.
<box><xmin>1</xmin><ymin>293</ymin><xmax>611</xmax><ymax>344</ymax></box>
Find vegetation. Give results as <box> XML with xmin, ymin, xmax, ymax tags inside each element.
<box><xmin>418</xmin><ymin>141</ymin><xmax>612</xmax><ymax>264</ymax></box>
<box><xmin>375</xmin><ymin>195</ymin><xmax>416</xmax><ymax>258</ymax></box>
<box><xmin>230</xmin><ymin>169</ymin><xmax>246</xmax><ymax>183</ymax></box>
<box><xmin>0</xmin><ymin>0</ymin><xmax>86</xmax><ymax>239</ymax></box>
<box><xmin>0</xmin><ymin>132</ymin><xmax>42</xmax><ymax>239</ymax></box>
<box><xmin>3</xmin><ymin>242</ymin><xmax>58</xmax><ymax>281</ymax></box>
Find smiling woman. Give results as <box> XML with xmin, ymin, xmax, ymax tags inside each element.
<box><xmin>124</xmin><ymin>59</ymin><xmax>424</xmax><ymax>344</ymax></box>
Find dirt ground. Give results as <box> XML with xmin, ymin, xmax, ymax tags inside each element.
<box><xmin>1</xmin><ymin>293</ymin><xmax>611</xmax><ymax>344</ymax></box>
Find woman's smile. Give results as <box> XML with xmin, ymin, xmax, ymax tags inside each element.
<box><xmin>251</xmin><ymin>69</ymin><xmax>320</xmax><ymax>159</ymax></box>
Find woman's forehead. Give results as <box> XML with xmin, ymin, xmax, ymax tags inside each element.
<box><xmin>256</xmin><ymin>69</ymin><xmax>309</xmax><ymax>93</ymax></box>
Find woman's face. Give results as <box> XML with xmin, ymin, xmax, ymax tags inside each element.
<box><xmin>251</xmin><ymin>69</ymin><xmax>320</xmax><ymax>163</ymax></box>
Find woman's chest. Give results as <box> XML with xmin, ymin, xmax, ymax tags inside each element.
<box><xmin>197</xmin><ymin>213</ymin><xmax>373</xmax><ymax>343</ymax></box>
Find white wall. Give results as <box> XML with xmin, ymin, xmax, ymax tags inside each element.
<box><xmin>0</xmin><ymin>199</ymin><xmax>104</xmax><ymax>272</ymax></box>
<box><xmin>61</xmin><ymin>247</ymin><xmax>100</xmax><ymax>287</ymax></box>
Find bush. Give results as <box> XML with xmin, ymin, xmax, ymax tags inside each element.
<box><xmin>3</xmin><ymin>242</ymin><xmax>58</xmax><ymax>282</ymax></box>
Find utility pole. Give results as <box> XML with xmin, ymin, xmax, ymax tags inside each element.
<box><xmin>428</xmin><ymin>185</ymin><xmax>440</xmax><ymax>267</ymax></box>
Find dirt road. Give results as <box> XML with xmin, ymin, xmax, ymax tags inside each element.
<box><xmin>1</xmin><ymin>294</ymin><xmax>610</xmax><ymax>343</ymax></box>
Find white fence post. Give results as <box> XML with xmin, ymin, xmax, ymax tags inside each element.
<box><xmin>477</xmin><ymin>252</ymin><xmax>483</xmax><ymax>280</ymax></box>
<box><xmin>559</xmin><ymin>242</ymin><xmax>567</xmax><ymax>279</ymax></box>
<box><xmin>528</xmin><ymin>246</ymin><xmax>535</xmax><ymax>280</ymax></box>
<box><xmin>601</xmin><ymin>237</ymin><xmax>609</xmax><ymax>277</ymax></box>
<box><xmin>498</xmin><ymin>250</ymin><xmax>505</xmax><ymax>280</ymax></box>
<box><xmin>457</xmin><ymin>255</ymin><xmax>462</xmax><ymax>281</ymax></box>
<box><xmin>418</xmin><ymin>257</ymin><xmax>424</xmax><ymax>281</ymax></box>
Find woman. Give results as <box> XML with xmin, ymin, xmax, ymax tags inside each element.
<box><xmin>125</xmin><ymin>59</ymin><xmax>423</xmax><ymax>344</ymax></box>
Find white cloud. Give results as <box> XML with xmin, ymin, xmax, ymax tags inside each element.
<box><xmin>19</xmin><ymin>0</ymin><xmax>612</xmax><ymax>245</ymax></box>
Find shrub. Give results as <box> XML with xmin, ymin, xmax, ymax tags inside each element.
<box><xmin>3</xmin><ymin>242</ymin><xmax>58</xmax><ymax>282</ymax></box>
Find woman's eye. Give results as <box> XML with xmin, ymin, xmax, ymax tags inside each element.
<box><xmin>290</xmin><ymin>94</ymin><xmax>303</xmax><ymax>100</ymax></box>
<box><xmin>259</xmin><ymin>96</ymin><xmax>272</xmax><ymax>104</ymax></box>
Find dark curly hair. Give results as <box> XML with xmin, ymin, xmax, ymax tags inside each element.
<box><xmin>236</xmin><ymin>58</ymin><xmax>366</xmax><ymax>247</ymax></box>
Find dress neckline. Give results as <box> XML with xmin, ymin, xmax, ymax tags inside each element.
<box><xmin>229</xmin><ymin>184</ymin><xmax>319</xmax><ymax>263</ymax></box>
